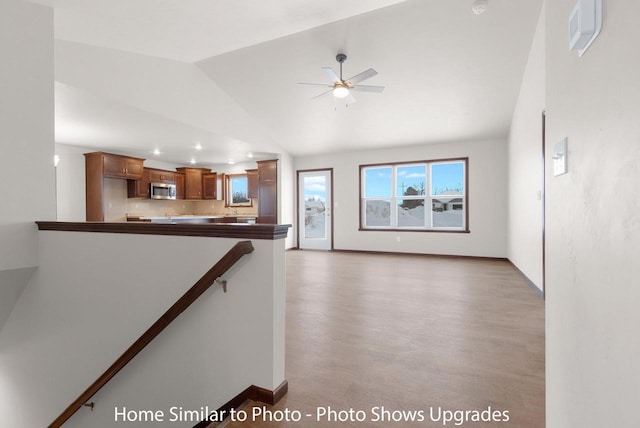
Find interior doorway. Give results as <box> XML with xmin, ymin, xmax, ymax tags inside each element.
<box><xmin>297</xmin><ymin>169</ymin><xmax>333</xmax><ymax>250</ymax></box>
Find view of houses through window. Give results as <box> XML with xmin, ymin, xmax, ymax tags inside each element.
<box><xmin>360</xmin><ymin>158</ymin><xmax>467</xmax><ymax>231</ymax></box>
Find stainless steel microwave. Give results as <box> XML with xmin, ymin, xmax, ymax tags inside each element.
<box><xmin>150</xmin><ymin>182</ymin><xmax>176</xmax><ymax>200</ymax></box>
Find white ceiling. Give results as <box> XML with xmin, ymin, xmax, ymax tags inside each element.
<box><xmin>42</xmin><ymin>0</ymin><xmax>543</xmax><ymax>166</ymax></box>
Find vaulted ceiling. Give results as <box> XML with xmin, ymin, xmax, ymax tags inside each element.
<box><xmin>34</xmin><ymin>0</ymin><xmax>543</xmax><ymax>166</ymax></box>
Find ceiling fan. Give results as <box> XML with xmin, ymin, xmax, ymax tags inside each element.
<box><xmin>299</xmin><ymin>54</ymin><xmax>385</xmax><ymax>105</ymax></box>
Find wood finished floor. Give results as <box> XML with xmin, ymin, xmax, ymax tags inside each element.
<box><xmin>226</xmin><ymin>250</ymin><xmax>544</xmax><ymax>427</ymax></box>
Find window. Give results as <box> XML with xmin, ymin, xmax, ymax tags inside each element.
<box><xmin>225</xmin><ymin>174</ymin><xmax>252</xmax><ymax>207</ymax></box>
<box><xmin>360</xmin><ymin>158</ymin><xmax>468</xmax><ymax>232</ymax></box>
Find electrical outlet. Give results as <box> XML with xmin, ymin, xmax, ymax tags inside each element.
<box><xmin>396</xmin><ymin>236</ymin><xmax>401</xmax><ymax>242</ymax></box>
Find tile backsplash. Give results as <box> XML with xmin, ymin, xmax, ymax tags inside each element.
<box><xmin>103</xmin><ymin>178</ymin><xmax>257</xmax><ymax>221</ymax></box>
<box><xmin>126</xmin><ymin>199</ymin><xmax>258</xmax><ymax>218</ymax></box>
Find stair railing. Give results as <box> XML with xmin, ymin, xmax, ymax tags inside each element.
<box><xmin>48</xmin><ymin>240</ymin><xmax>255</xmax><ymax>428</ymax></box>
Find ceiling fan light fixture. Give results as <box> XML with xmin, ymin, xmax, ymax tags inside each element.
<box><xmin>333</xmin><ymin>85</ymin><xmax>350</xmax><ymax>98</ymax></box>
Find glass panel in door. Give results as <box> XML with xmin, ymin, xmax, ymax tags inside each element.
<box><xmin>298</xmin><ymin>170</ymin><xmax>332</xmax><ymax>250</ymax></box>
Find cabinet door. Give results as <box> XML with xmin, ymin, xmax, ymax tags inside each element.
<box><xmin>257</xmin><ymin>160</ymin><xmax>278</xmax><ymax>223</ymax></box>
<box><xmin>184</xmin><ymin>169</ymin><xmax>203</xmax><ymax>199</ymax></box>
<box><xmin>246</xmin><ymin>169</ymin><xmax>258</xmax><ymax>199</ymax></box>
<box><xmin>202</xmin><ymin>173</ymin><xmax>217</xmax><ymax>199</ymax></box>
<box><xmin>103</xmin><ymin>154</ymin><xmax>143</xmax><ymax>179</ymax></box>
<box><xmin>127</xmin><ymin>169</ymin><xmax>149</xmax><ymax>198</ymax></box>
<box><xmin>175</xmin><ymin>173</ymin><xmax>185</xmax><ymax>199</ymax></box>
<box><xmin>258</xmin><ymin>180</ymin><xmax>277</xmax><ymax>224</ymax></box>
<box><xmin>258</xmin><ymin>161</ymin><xmax>277</xmax><ymax>181</ymax></box>
<box><xmin>124</xmin><ymin>158</ymin><xmax>144</xmax><ymax>179</ymax></box>
<box><xmin>103</xmin><ymin>155</ymin><xmax>126</xmax><ymax>178</ymax></box>
<box><xmin>148</xmin><ymin>169</ymin><xmax>175</xmax><ymax>184</ymax></box>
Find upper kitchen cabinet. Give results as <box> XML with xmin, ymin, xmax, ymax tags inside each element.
<box><xmin>202</xmin><ymin>173</ymin><xmax>218</xmax><ymax>200</ymax></box>
<box><xmin>100</xmin><ymin>152</ymin><xmax>144</xmax><ymax>179</ymax></box>
<box><xmin>85</xmin><ymin>151</ymin><xmax>146</xmax><ymax>221</ymax></box>
<box><xmin>246</xmin><ymin>169</ymin><xmax>258</xmax><ymax>199</ymax></box>
<box><xmin>147</xmin><ymin>168</ymin><xmax>175</xmax><ymax>184</ymax></box>
<box><xmin>175</xmin><ymin>172</ymin><xmax>185</xmax><ymax>200</ymax></box>
<box><xmin>176</xmin><ymin>167</ymin><xmax>212</xmax><ymax>200</ymax></box>
<box><xmin>127</xmin><ymin>168</ymin><xmax>150</xmax><ymax>199</ymax></box>
<box><xmin>257</xmin><ymin>159</ymin><xmax>278</xmax><ymax>224</ymax></box>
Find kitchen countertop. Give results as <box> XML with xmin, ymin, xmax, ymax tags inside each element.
<box><xmin>126</xmin><ymin>214</ymin><xmax>258</xmax><ymax>224</ymax></box>
<box><xmin>131</xmin><ymin>214</ymin><xmax>256</xmax><ymax>220</ymax></box>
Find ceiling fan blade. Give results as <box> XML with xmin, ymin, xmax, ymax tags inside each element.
<box><xmin>298</xmin><ymin>82</ymin><xmax>333</xmax><ymax>88</ymax></box>
<box><xmin>321</xmin><ymin>67</ymin><xmax>341</xmax><ymax>84</ymax></box>
<box><xmin>351</xmin><ymin>84</ymin><xmax>385</xmax><ymax>93</ymax></box>
<box><xmin>346</xmin><ymin>68</ymin><xmax>378</xmax><ymax>85</ymax></box>
<box><xmin>311</xmin><ymin>89</ymin><xmax>333</xmax><ymax>100</ymax></box>
<box><xmin>345</xmin><ymin>91</ymin><xmax>357</xmax><ymax>105</ymax></box>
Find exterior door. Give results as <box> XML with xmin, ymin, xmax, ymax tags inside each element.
<box><xmin>298</xmin><ymin>169</ymin><xmax>332</xmax><ymax>250</ymax></box>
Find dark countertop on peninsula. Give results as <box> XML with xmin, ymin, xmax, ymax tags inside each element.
<box><xmin>36</xmin><ymin>221</ymin><xmax>290</xmax><ymax>240</ymax></box>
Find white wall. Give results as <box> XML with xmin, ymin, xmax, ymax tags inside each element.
<box><xmin>294</xmin><ymin>139</ymin><xmax>508</xmax><ymax>257</ymax></box>
<box><xmin>55</xmin><ymin>144</ymin><xmax>87</xmax><ymax>222</ymax></box>
<box><xmin>508</xmin><ymin>5</ymin><xmax>546</xmax><ymax>290</ymax></box>
<box><xmin>545</xmin><ymin>0</ymin><xmax>640</xmax><ymax>426</ymax></box>
<box><xmin>278</xmin><ymin>152</ymin><xmax>296</xmax><ymax>249</ymax></box>
<box><xmin>0</xmin><ymin>231</ymin><xmax>286</xmax><ymax>427</ymax></box>
<box><xmin>0</xmin><ymin>0</ymin><xmax>55</xmax><ymax>330</ymax></box>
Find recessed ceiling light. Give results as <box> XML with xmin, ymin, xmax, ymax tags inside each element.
<box><xmin>247</xmin><ymin>152</ymin><xmax>254</xmax><ymax>158</ymax></box>
<box><xmin>195</xmin><ymin>143</ymin><xmax>203</xmax><ymax>150</ymax></box>
<box><xmin>153</xmin><ymin>148</ymin><xmax>161</xmax><ymax>156</ymax></box>
<box><xmin>190</xmin><ymin>158</ymin><xmax>196</xmax><ymax>165</ymax></box>
<box><xmin>227</xmin><ymin>160</ymin><xmax>235</xmax><ymax>165</ymax></box>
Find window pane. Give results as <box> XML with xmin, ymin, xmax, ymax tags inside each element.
<box><xmin>229</xmin><ymin>176</ymin><xmax>250</xmax><ymax>204</ymax></box>
<box><xmin>431</xmin><ymin>163</ymin><xmax>464</xmax><ymax>196</ymax></box>
<box><xmin>303</xmin><ymin>176</ymin><xmax>326</xmax><ymax>239</ymax></box>
<box><xmin>432</xmin><ymin>197</ymin><xmax>464</xmax><ymax>228</ymax></box>
<box><xmin>364</xmin><ymin>167</ymin><xmax>392</xmax><ymax>198</ymax></box>
<box><xmin>397</xmin><ymin>199</ymin><xmax>425</xmax><ymax>227</ymax></box>
<box><xmin>396</xmin><ymin>165</ymin><xmax>426</xmax><ymax>197</ymax></box>
<box><xmin>365</xmin><ymin>200</ymin><xmax>391</xmax><ymax>227</ymax></box>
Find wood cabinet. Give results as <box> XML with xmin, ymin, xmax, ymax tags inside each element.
<box><xmin>175</xmin><ymin>173</ymin><xmax>185</xmax><ymax>200</ymax></box>
<box><xmin>257</xmin><ymin>159</ymin><xmax>278</xmax><ymax>224</ymax></box>
<box><xmin>85</xmin><ymin>152</ymin><xmax>146</xmax><ymax>221</ymax></box>
<box><xmin>176</xmin><ymin>167</ymin><xmax>212</xmax><ymax>200</ymax></box>
<box><xmin>246</xmin><ymin>169</ymin><xmax>258</xmax><ymax>199</ymax></box>
<box><xmin>147</xmin><ymin>168</ymin><xmax>175</xmax><ymax>184</ymax></box>
<box><xmin>101</xmin><ymin>153</ymin><xmax>144</xmax><ymax>179</ymax></box>
<box><xmin>202</xmin><ymin>173</ymin><xmax>218</xmax><ymax>199</ymax></box>
<box><xmin>127</xmin><ymin>168</ymin><xmax>150</xmax><ymax>199</ymax></box>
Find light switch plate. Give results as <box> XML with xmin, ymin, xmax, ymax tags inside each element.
<box><xmin>553</xmin><ymin>138</ymin><xmax>568</xmax><ymax>176</ymax></box>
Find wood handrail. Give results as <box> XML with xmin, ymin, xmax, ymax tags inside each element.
<box><xmin>49</xmin><ymin>240</ymin><xmax>254</xmax><ymax>428</ymax></box>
